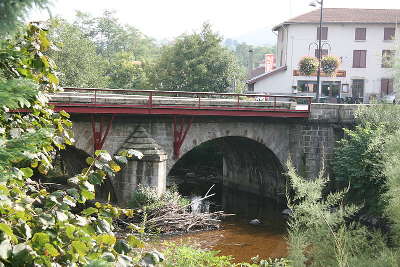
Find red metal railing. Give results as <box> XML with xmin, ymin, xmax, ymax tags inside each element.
<box><xmin>49</xmin><ymin>87</ymin><xmax>313</xmax><ymax>117</ymax></box>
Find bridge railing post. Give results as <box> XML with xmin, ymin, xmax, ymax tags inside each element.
<box><xmin>94</xmin><ymin>88</ymin><xmax>97</xmax><ymax>106</ymax></box>
<box><xmin>148</xmin><ymin>91</ymin><xmax>153</xmax><ymax>109</ymax></box>
<box><xmin>237</xmin><ymin>94</ymin><xmax>240</xmax><ymax>107</ymax></box>
<box><xmin>198</xmin><ymin>94</ymin><xmax>201</xmax><ymax>108</ymax></box>
<box><xmin>273</xmin><ymin>96</ymin><xmax>276</xmax><ymax>111</ymax></box>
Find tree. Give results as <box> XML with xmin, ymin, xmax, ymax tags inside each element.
<box><xmin>106</xmin><ymin>51</ymin><xmax>148</xmax><ymax>89</ymax></box>
<box><xmin>227</xmin><ymin>41</ymin><xmax>276</xmax><ymax>70</ymax></box>
<box><xmin>48</xmin><ymin>18</ymin><xmax>109</xmax><ymax>88</ymax></box>
<box><xmin>148</xmin><ymin>23</ymin><xmax>245</xmax><ymax>92</ymax></box>
<box><xmin>0</xmin><ymin>0</ymin><xmax>49</xmax><ymax>35</ymax></box>
<box><xmin>48</xmin><ymin>11</ymin><xmax>156</xmax><ymax>89</ymax></box>
<box><xmin>0</xmin><ymin>5</ymin><xmax>149</xmax><ymax>265</ymax></box>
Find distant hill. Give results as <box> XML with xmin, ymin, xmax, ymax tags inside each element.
<box><xmin>229</xmin><ymin>27</ymin><xmax>277</xmax><ymax>46</ymax></box>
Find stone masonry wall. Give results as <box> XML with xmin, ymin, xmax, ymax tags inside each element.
<box><xmin>67</xmin><ymin>103</ymin><xmax>359</xmax><ymax>202</ymax></box>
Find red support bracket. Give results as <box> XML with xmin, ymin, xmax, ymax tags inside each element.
<box><xmin>173</xmin><ymin>116</ymin><xmax>193</xmax><ymax>159</ymax></box>
<box><xmin>91</xmin><ymin>115</ymin><xmax>114</xmax><ymax>152</ymax></box>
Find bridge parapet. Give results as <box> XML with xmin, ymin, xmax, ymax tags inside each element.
<box><xmin>310</xmin><ymin>103</ymin><xmax>359</xmax><ymax>124</ymax></box>
<box><xmin>49</xmin><ymin>88</ymin><xmax>312</xmax><ymax>118</ymax></box>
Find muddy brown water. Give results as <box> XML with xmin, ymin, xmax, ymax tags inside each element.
<box><xmin>152</xmin><ymin>188</ymin><xmax>288</xmax><ymax>263</ymax></box>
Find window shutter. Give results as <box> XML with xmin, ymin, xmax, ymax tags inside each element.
<box><xmin>353</xmin><ymin>50</ymin><xmax>366</xmax><ymax>68</ymax></box>
<box><xmin>353</xmin><ymin>50</ymin><xmax>359</xmax><ymax>67</ymax></box>
<box><xmin>384</xmin><ymin>28</ymin><xmax>395</xmax><ymax>40</ymax></box>
<box><xmin>389</xmin><ymin>79</ymin><xmax>394</xmax><ymax>94</ymax></box>
<box><xmin>317</xmin><ymin>27</ymin><xmax>328</xmax><ymax>40</ymax></box>
<box><xmin>355</xmin><ymin>28</ymin><xmax>366</xmax><ymax>40</ymax></box>
<box><xmin>381</xmin><ymin>79</ymin><xmax>394</xmax><ymax>95</ymax></box>
<box><xmin>360</xmin><ymin>50</ymin><xmax>366</xmax><ymax>67</ymax></box>
<box><xmin>381</xmin><ymin>79</ymin><xmax>389</xmax><ymax>95</ymax></box>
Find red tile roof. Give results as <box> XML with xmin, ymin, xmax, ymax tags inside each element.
<box><xmin>274</xmin><ymin>8</ymin><xmax>400</xmax><ymax>30</ymax></box>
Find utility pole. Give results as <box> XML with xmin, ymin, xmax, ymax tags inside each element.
<box><xmin>316</xmin><ymin>0</ymin><xmax>324</xmax><ymax>102</ymax></box>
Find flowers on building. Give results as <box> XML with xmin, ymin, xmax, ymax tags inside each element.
<box><xmin>298</xmin><ymin>56</ymin><xmax>319</xmax><ymax>76</ymax></box>
<box><xmin>321</xmin><ymin>55</ymin><xmax>340</xmax><ymax>76</ymax></box>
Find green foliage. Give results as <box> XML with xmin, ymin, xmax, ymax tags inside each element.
<box><xmin>333</xmin><ymin>104</ymin><xmax>400</xmax><ymax>215</ymax></box>
<box><xmin>224</xmin><ymin>39</ymin><xmax>276</xmax><ymax>70</ymax></box>
<box><xmin>298</xmin><ymin>56</ymin><xmax>318</xmax><ymax>76</ymax></box>
<box><xmin>161</xmin><ymin>243</ymin><xmax>235</xmax><ymax>267</ymax></box>
<box><xmin>106</xmin><ymin>52</ymin><xmax>148</xmax><ymax>89</ymax></box>
<box><xmin>47</xmin><ymin>18</ymin><xmax>109</xmax><ymax>88</ymax></box>
<box><xmin>286</xmin><ymin>161</ymin><xmax>395</xmax><ymax>267</ymax></box>
<box><xmin>383</xmin><ymin>129</ymin><xmax>400</xmax><ymax>246</ymax></box>
<box><xmin>0</xmin><ymin>15</ymin><xmax>148</xmax><ymax>266</ymax></box>
<box><xmin>48</xmin><ymin>11</ymin><xmax>156</xmax><ymax>89</ymax></box>
<box><xmin>1</xmin><ymin>22</ymin><xmax>60</xmax><ymax>91</ymax></box>
<box><xmin>0</xmin><ymin>0</ymin><xmax>49</xmax><ymax>36</ymax></box>
<box><xmin>333</xmin><ymin>125</ymin><xmax>386</xmax><ymax>215</ymax></box>
<box><xmin>148</xmin><ymin>23</ymin><xmax>245</xmax><ymax>93</ymax></box>
<box><xmin>129</xmin><ymin>185</ymin><xmax>189</xmax><ymax>217</ymax></box>
<box><xmin>74</xmin><ymin>11</ymin><xmax>158</xmax><ymax>62</ymax></box>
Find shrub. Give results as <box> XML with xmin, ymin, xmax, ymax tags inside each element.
<box><xmin>0</xmin><ymin>22</ymin><xmax>147</xmax><ymax>266</ymax></box>
<box><xmin>321</xmin><ymin>56</ymin><xmax>340</xmax><ymax>76</ymax></box>
<box><xmin>298</xmin><ymin>56</ymin><xmax>318</xmax><ymax>76</ymax></box>
<box><xmin>333</xmin><ymin>104</ymin><xmax>400</xmax><ymax>216</ymax></box>
<box><xmin>129</xmin><ymin>185</ymin><xmax>189</xmax><ymax>210</ymax></box>
<box><xmin>161</xmin><ymin>243</ymin><xmax>235</xmax><ymax>267</ymax></box>
<box><xmin>286</xmin><ymin>160</ymin><xmax>392</xmax><ymax>267</ymax></box>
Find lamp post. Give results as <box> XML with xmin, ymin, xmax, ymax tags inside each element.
<box><xmin>310</xmin><ymin>0</ymin><xmax>324</xmax><ymax>102</ymax></box>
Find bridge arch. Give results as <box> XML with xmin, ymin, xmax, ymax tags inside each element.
<box><xmin>168</xmin><ymin>136</ymin><xmax>286</xmax><ymax>202</ymax></box>
<box><xmin>60</xmin><ymin>146</ymin><xmax>118</xmax><ymax>202</ymax></box>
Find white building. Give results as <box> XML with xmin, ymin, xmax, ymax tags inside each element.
<box><xmin>247</xmin><ymin>8</ymin><xmax>400</xmax><ymax>102</ymax></box>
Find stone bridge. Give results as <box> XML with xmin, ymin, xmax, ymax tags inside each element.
<box><xmin>52</xmin><ymin>89</ymin><xmax>357</xmax><ymax>205</ymax></box>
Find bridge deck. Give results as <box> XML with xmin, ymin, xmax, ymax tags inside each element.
<box><xmin>49</xmin><ymin>88</ymin><xmax>312</xmax><ymax>118</ymax></box>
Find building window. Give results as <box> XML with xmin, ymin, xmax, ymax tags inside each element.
<box><xmin>317</xmin><ymin>27</ymin><xmax>328</xmax><ymax>40</ymax></box>
<box><xmin>297</xmin><ymin>80</ymin><xmax>317</xmax><ymax>93</ymax></box>
<box><xmin>355</xmin><ymin>28</ymin><xmax>366</xmax><ymax>40</ymax></box>
<box><xmin>352</xmin><ymin>79</ymin><xmax>364</xmax><ymax>98</ymax></box>
<box><xmin>314</xmin><ymin>49</ymin><xmax>329</xmax><ymax>58</ymax></box>
<box><xmin>381</xmin><ymin>79</ymin><xmax>394</xmax><ymax>96</ymax></box>
<box><xmin>321</xmin><ymin>81</ymin><xmax>341</xmax><ymax>98</ymax></box>
<box><xmin>247</xmin><ymin>83</ymin><xmax>254</xmax><ymax>92</ymax></box>
<box><xmin>384</xmin><ymin>27</ymin><xmax>395</xmax><ymax>40</ymax></box>
<box><xmin>353</xmin><ymin>50</ymin><xmax>367</xmax><ymax>68</ymax></box>
<box><xmin>382</xmin><ymin>50</ymin><xmax>395</xmax><ymax>68</ymax></box>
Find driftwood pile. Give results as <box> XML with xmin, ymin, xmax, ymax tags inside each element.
<box><xmin>115</xmin><ymin>186</ymin><xmax>232</xmax><ymax>234</ymax></box>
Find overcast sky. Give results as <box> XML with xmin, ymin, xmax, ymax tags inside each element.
<box><xmin>28</xmin><ymin>0</ymin><xmax>400</xmax><ymax>40</ymax></box>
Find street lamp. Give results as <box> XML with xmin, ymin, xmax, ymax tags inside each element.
<box><xmin>310</xmin><ymin>0</ymin><xmax>324</xmax><ymax>102</ymax></box>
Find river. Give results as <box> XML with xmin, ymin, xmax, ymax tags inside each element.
<box><xmin>154</xmin><ymin>187</ymin><xmax>288</xmax><ymax>263</ymax></box>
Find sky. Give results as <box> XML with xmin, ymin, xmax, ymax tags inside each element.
<box><xmin>28</xmin><ymin>0</ymin><xmax>400</xmax><ymax>42</ymax></box>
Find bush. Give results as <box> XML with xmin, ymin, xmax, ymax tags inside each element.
<box><xmin>129</xmin><ymin>185</ymin><xmax>189</xmax><ymax>210</ymax></box>
<box><xmin>333</xmin><ymin>124</ymin><xmax>387</xmax><ymax>215</ymax></box>
<box><xmin>286</xmin><ymin>160</ymin><xmax>393</xmax><ymax>267</ymax></box>
<box><xmin>161</xmin><ymin>243</ymin><xmax>235</xmax><ymax>267</ymax></box>
<box><xmin>298</xmin><ymin>56</ymin><xmax>318</xmax><ymax>76</ymax></box>
<box><xmin>333</xmin><ymin>104</ymin><xmax>400</xmax><ymax>216</ymax></box>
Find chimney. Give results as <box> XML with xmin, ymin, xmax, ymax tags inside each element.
<box><xmin>248</xmin><ymin>49</ymin><xmax>254</xmax><ymax>79</ymax></box>
<box><xmin>265</xmin><ymin>54</ymin><xmax>276</xmax><ymax>73</ymax></box>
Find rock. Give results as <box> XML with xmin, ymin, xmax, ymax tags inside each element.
<box><xmin>249</xmin><ymin>219</ymin><xmax>261</xmax><ymax>225</ymax></box>
<box><xmin>281</xmin><ymin>208</ymin><xmax>293</xmax><ymax>216</ymax></box>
